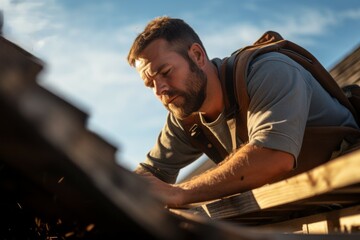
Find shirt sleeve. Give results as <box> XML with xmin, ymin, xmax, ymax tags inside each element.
<box><xmin>246</xmin><ymin>52</ymin><xmax>312</xmax><ymax>160</ymax></box>
<box><xmin>139</xmin><ymin>113</ymin><xmax>203</xmax><ymax>184</ymax></box>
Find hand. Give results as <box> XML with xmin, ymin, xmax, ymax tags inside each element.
<box><xmin>140</xmin><ymin>173</ymin><xmax>185</xmax><ymax>208</ymax></box>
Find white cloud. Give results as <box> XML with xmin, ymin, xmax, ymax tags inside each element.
<box><xmin>201</xmin><ymin>6</ymin><xmax>356</xmax><ymax>59</ymax></box>
<box><xmin>1</xmin><ymin>0</ymin><xmax>60</xmax><ymax>50</ymax></box>
<box><xmin>340</xmin><ymin>8</ymin><xmax>360</xmax><ymax>19</ymax></box>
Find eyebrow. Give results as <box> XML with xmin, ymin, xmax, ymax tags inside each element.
<box><xmin>147</xmin><ymin>63</ymin><xmax>169</xmax><ymax>78</ymax></box>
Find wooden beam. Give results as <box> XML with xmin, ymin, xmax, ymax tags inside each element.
<box><xmin>185</xmin><ymin>150</ymin><xmax>360</xmax><ymax>224</ymax></box>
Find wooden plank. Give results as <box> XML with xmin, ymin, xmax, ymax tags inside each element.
<box><xmin>170</xmin><ymin>207</ymin><xmax>360</xmax><ymax>239</ymax></box>
<box><xmin>330</xmin><ymin>44</ymin><xmax>360</xmax><ymax>87</ymax></box>
<box><xmin>187</xmin><ymin>150</ymin><xmax>360</xmax><ymax>222</ymax></box>
<box><xmin>256</xmin><ymin>205</ymin><xmax>360</xmax><ymax>234</ymax></box>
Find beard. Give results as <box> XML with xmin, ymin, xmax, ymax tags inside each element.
<box><xmin>164</xmin><ymin>61</ymin><xmax>207</xmax><ymax>120</ymax></box>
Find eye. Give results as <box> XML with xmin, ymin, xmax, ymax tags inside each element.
<box><xmin>161</xmin><ymin>68</ymin><xmax>171</xmax><ymax>77</ymax></box>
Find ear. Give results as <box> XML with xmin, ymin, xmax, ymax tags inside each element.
<box><xmin>188</xmin><ymin>43</ymin><xmax>206</xmax><ymax>67</ymax></box>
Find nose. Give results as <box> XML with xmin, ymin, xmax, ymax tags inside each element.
<box><xmin>153</xmin><ymin>78</ymin><xmax>168</xmax><ymax>96</ymax></box>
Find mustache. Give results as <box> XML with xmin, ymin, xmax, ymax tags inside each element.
<box><xmin>162</xmin><ymin>89</ymin><xmax>183</xmax><ymax>105</ymax></box>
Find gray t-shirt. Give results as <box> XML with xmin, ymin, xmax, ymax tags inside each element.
<box><xmin>140</xmin><ymin>52</ymin><xmax>358</xmax><ymax>183</ymax></box>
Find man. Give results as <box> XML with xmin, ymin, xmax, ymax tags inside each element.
<box><xmin>127</xmin><ymin>16</ymin><xmax>359</xmax><ymax>208</ymax></box>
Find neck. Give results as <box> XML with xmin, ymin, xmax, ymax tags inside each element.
<box><xmin>199</xmin><ymin>61</ymin><xmax>224</xmax><ymax>122</ymax></box>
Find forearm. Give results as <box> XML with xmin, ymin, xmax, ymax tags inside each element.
<box><xmin>175</xmin><ymin>144</ymin><xmax>294</xmax><ymax>205</ymax></box>
<box><xmin>134</xmin><ymin>162</ymin><xmax>177</xmax><ymax>184</ymax></box>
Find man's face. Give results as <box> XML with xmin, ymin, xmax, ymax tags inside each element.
<box><xmin>135</xmin><ymin>39</ymin><xmax>207</xmax><ymax>119</ymax></box>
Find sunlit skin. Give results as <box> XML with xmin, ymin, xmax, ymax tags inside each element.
<box><xmin>134</xmin><ymin>39</ymin><xmax>294</xmax><ymax>208</ymax></box>
<box><xmin>135</xmin><ymin>39</ymin><xmax>224</xmax><ymax>121</ymax></box>
<box><xmin>138</xmin><ymin>55</ymin><xmax>207</xmax><ymax>119</ymax></box>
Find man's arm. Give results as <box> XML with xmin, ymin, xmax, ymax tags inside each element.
<box><xmin>142</xmin><ymin>144</ymin><xmax>294</xmax><ymax>208</ymax></box>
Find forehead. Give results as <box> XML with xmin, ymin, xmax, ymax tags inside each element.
<box><xmin>135</xmin><ymin>39</ymin><xmax>183</xmax><ymax>76</ymax></box>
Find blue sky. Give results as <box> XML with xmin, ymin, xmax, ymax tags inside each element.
<box><xmin>1</xmin><ymin>0</ymin><xmax>360</xmax><ymax>181</ymax></box>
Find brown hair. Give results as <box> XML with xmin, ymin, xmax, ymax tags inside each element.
<box><xmin>127</xmin><ymin>16</ymin><xmax>208</xmax><ymax>67</ymax></box>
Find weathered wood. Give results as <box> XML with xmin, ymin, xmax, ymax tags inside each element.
<box><xmin>170</xmin><ymin>207</ymin><xmax>360</xmax><ymax>239</ymax></box>
<box><xmin>330</xmin><ymin>44</ymin><xmax>360</xmax><ymax>87</ymax></box>
<box><xmin>182</xmin><ymin>149</ymin><xmax>360</xmax><ymax>233</ymax></box>
<box><xmin>257</xmin><ymin>205</ymin><xmax>360</xmax><ymax>234</ymax></box>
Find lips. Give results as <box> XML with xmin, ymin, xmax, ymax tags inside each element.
<box><xmin>167</xmin><ymin>96</ymin><xmax>178</xmax><ymax>104</ymax></box>
<box><xmin>163</xmin><ymin>95</ymin><xmax>178</xmax><ymax>105</ymax></box>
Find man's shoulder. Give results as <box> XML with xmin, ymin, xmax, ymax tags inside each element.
<box><xmin>213</xmin><ymin>51</ymin><xmax>298</xmax><ymax>76</ymax></box>
<box><xmin>250</xmin><ymin>51</ymin><xmax>295</xmax><ymax>65</ymax></box>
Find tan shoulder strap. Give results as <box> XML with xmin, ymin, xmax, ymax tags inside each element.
<box><xmin>253</xmin><ymin>31</ymin><xmax>283</xmax><ymax>45</ymax></box>
<box><xmin>225</xmin><ymin>31</ymin><xmax>287</xmax><ymax>143</ymax></box>
<box><xmin>229</xmin><ymin>31</ymin><xmax>359</xmax><ymax>128</ymax></box>
<box><xmin>227</xmin><ymin>31</ymin><xmax>360</xmax><ymax>176</ymax></box>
